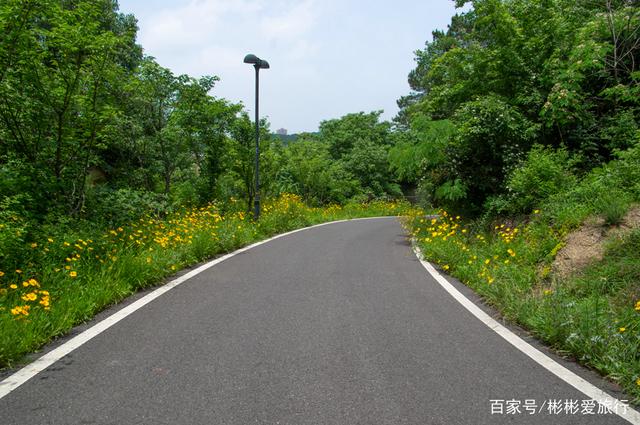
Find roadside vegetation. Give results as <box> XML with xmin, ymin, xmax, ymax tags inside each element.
<box><xmin>405</xmin><ymin>143</ymin><xmax>640</xmax><ymax>402</ymax></box>
<box><xmin>0</xmin><ymin>1</ymin><xmax>409</xmax><ymax>366</ymax></box>
<box><xmin>0</xmin><ymin>194</ymin><xmax>410</xmax><ymax>367</ymax></box>
<box><xmin>2</xmin><ymin>0</ymin><xmax>640</xmax><ymax>403</ymax></box>
<box><xmin>394</xmin><ymin>0</ymin><xmax>640</xmax><ymax>403</ymax></box>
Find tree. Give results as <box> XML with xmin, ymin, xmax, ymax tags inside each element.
<box><xmin>172</xmin><ymin>75</ymin><xmax>240</xmax><ymax>202</ymax></box>
<box><xmin>226</xmin><ymin>114</ymin><xmax>277</xmax><ymax>213</ymax></box>
<box><xmin>277</xmin><ymin>139</ymin><xmax>360</xmax><ymax>205</ymax></box>
<box><xmin>0</xmin><ymin>0</ymin><xmax>141</xmax><ymax>216</ymax></box>
<box><xmin>318</xmin><ymin>111</ymin><xmax>391</xmax><ymax>159</ymax></box>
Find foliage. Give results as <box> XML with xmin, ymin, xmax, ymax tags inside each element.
<box><xmin>388</xmin><ymin>118</ymin><xmax>454</xmax><ymax>183</ymax></box>
<box><xmin>405</xmin><ymin>140</ymin><xmax>640</xmax><ymax>402</ymax></box>
<box><xmin>499</xmin><ymin>145</ymin><xmax>577</xmax><ymax>214</ymax></box>
<box><xmin>394</xmin><ymin>0</ymin><xmax>640</xmax><ymax>216</ymax></box>
<box><xmin>319</xmin><ymin>111</ymin><xmax>391</xmax><ymax>159</ymax></box>
<box><xmin>448</xmin><ymin>96</ymin><xmax>539</xmax><ymax>210</ymax></box>
<box><xmin>276</xmin><ymin>139</ymin><xmax>360</xmax><ymax>205</ymax></box>
<box><xmin>282</xmin><ymin>111</ymin><xmax>401</xmax><ymax>202</ymax></box>
<box><xmin>0</xmin><ymin>194</ymin><xmax>412</xmax><ymax>368</ymax></box>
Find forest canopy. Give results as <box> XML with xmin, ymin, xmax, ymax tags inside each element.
<box><xmin>392</xmin><ymin>0</ymin><xmax>639</xmax><ymax>214</ymax></box>
<box><xmin>1</xmin><ymin>0</ymin><xmax>639</xmax><ymax>226</ymax></box>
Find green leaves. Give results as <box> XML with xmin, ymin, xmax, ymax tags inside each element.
<box><xmin>395</xmin><ymin>0</ymin><xmax>640</xmax><ymax>215</ymax></box>
<box><xmin>0</xmin><ymin>0</ymin><xmax>144</xmax><ymax>215</ymax></box>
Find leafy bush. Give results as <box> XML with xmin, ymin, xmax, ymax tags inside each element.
<box><xmin>85</xmin><ymin>188</ymin><xmax>171</xmax><ymax>226</ymax></box>
<box><xmin>448</xmin><ymin>96</ymin><xmax>540</xmax><ymax>212</ymax></box>
<box><xmin>0</xmin><ymin>195</ymin><xmax>32</xmax><ymax>271</ymax></box>
<box><xmin>610</xmin><ymin>142</ymin><xmax>640</xmax><ymax>200</ymax></box>
<box><xmin>504</xmin><ymin>145</ymin><xmax>577</xmax><ymax>214</ymax></box>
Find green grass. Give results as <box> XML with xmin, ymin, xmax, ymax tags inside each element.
<box><xmin>0</xmin><ymin>194</ymin><xmax>413</xmax><ymax>369</ymax></box>
<box><xmin>404</xmin><ymin>143</ymin><xmax>640</xmax><ymax>403</ymax></box>
<box><xmin>407</xmin><ymin>208</ymin><xmax>640</xmax><ymax>404</ymax></box>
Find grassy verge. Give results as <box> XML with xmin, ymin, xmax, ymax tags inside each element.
<box><xmin>405</xmin><ymin>205</ymin><xmax>640</xmax><ymax>404</ymax></box>
<box><xmin>0</xmin><ymin>193</ymin><xmax>413</xmax><ymax>369</ymax></box>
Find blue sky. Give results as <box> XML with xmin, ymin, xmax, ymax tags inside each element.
<box><xmin>117</xmin><ymin>0</ymin><xmax>463</xmax><ymax>133</ymax></box>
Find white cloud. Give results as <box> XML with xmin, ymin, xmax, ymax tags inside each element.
<box><xmin>139</xmin><ymin>0</ymin><xmax>267</xmax><ymax>51</ymax></box>
<box><xmin>259</xmin><ymin>0</ymin><xmax>316</xmax><ymax>41</ymax></box>
<box><xmin>137</xmin><ymin>0</ymin><xmax>320</xmax><ymax>71</ymax></box>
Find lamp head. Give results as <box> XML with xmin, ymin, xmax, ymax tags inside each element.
<box><xmin>244</xmin><ymin>54</ymin><xmax>270</xmax><ymax>69</ymax></box>
<box><xmin>243</xmin><ymin>54</ymin><xmax>259</xmax><ymax>64</ymax></box>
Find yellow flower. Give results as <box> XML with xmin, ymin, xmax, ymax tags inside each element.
<box><xmin>443</xmin><ymin>265</ymin><xmax>450</xmax><ymax>271</ymax></box>
<box><xmin>10</xmin><ymin>305</ymin><xmax>30</xmax><ymax>316</ymax></box>
<box><xmin>619</xmin><ymin>327</ymin><xmax>626</xmax><ymax>333</ymax></box>
<box><xmin>484</xmin><ymin>259</ymin><xmax>491</xmax><ymax>265</ymax></box>
<box><xmin>30</xmin><ymin>243</ymin><xmax>38</xmax><ymax>248</ymax></box>
<box><xmin>10</xmin><ymin>284</ymin><xmax>17</xmax><ymax>289</ymax></box>
<box><xmin>47</xmin><ymin>238</ymin><xmax>54</xmax><ymax>243</ymax></box>
<box><xmin>543</xmin><ymin>289</ymin><xmax>553</xmax><ymax>296</ymax></box>
<box><xmin>0</xmin><ymin>271</ymin><xmax>4</xmax><ymax>277</ymax></box>
<box><xmin>15</xmin><ymin>269</ymin><xmax>22</xmax><ymax>274</ymax></box>
<box><xmin>21</xmin><ymin>292</ymin><xmax>37</xmax><ymax>301</ymax></box>
<box><xmin>69</xmin><ymin>271</ymin><xmax>77</xmax><ymax>278</ymax></box>
<box><xmin>533</xmin><ymin>209</ymin><xmax>540</xmax><ymax>214</ymax></box>
<box><xmin>635</xmin><ymin>300</ymin><xmax>640</xmax><ymax>311</ymax></box>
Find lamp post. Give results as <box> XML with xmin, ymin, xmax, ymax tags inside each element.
<box><xmin>243</xmin><ymin>53</ymin><xmax>269</xmax><ymax>220</ymax></box>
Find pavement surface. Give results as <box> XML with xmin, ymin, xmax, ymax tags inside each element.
<box><xmin>0</xmin><ymin>217</ymin><xmax>632</xmax><ymax>424</ymax></box>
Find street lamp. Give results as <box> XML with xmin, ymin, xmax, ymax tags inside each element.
<box><xmin>243</xmin><ymin>53</ymin><xmax>270</xmax><ymax>220</ymax></box>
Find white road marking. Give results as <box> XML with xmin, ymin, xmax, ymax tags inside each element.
<box><xmin>0</xmin><ymin>216</ymin><xmax>390</xmax><ymax>400</ymax></box>
<box><xmin>413</xmin><ymin>245</ymin><xmax>640</xmax><ymax>425</ymax></box>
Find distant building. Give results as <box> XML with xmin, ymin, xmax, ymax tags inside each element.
<box><xmin>276</xmin><ymin>128</ymin><xmax>288</xmax><ymax>136</ymax></box>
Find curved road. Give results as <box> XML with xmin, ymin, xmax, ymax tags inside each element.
<box><xmin>0</xmin><ymin>218</ymin><xmax>633</xmax><ymax>424</ymax></box>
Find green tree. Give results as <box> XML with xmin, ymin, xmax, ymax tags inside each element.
<box><xmin>277</xmin><ymin>139</ymin><xmax>360</xmax><ymax>205</ymax></box>
<box><xmin>318</xmin><ymin>111</ymin><xmax>392</xmax><ymax>159</ymax></box>
<box><xmin>172</xmin><ymin>75</ymin><xmax>240</xmax><ymax>203</ymax></box>
<box><xmin>226</xmin><ymin>114</ymin><xmax>277</xmax><ymax>214</ymax></box>
<box><xmin>0</xmin><ymin>0</ymin><xmax>140</xmax><ymax>216</ymax></box>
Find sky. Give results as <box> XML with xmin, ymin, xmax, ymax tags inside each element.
<box><xmin>117</xmin><ymin>0</ymin><xmax>463</xmax><ymax>134</ymax></box>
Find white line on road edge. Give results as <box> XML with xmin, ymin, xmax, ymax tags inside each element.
<box><xmin>413</xmin><ymin>245</ymin><xmax>640</xmax><ymax>425</ymax></box>
<box><xmin>0</xmin><ymin>216</ymin><xmax>392</xmax><ymax>400</ymax></box>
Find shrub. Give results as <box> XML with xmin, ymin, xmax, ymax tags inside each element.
<box><xmin>0</xmin><ymin>195</ymin><xmax>32</xmax><ymax>271</ymax></box>
<box><xmin>448</xmin><ymin>95</ymin><xmax>540</xmax><ymax>212</ymax></box>
<box><xmin>595</xmin><ymin>189</ymin><xmax>631</xmax><ymax>226</ymax></box>
<box><xmin>85</xmin><ymin>188</ymin><xmax>171</xmax><ymax>225</ymax></box>
<box><xmin>505</xmin><ymin>145</ymin><xmax>576</xmax><ymax>214</ymax></box>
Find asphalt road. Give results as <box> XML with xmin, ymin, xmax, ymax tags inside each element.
<box><xmin>0</xmin><ymin>217</ymin><xmax>632</xmax><ymax>424</ymax></box>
